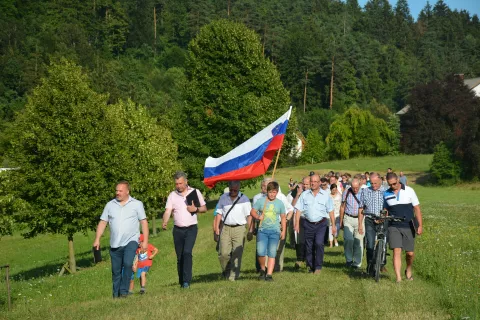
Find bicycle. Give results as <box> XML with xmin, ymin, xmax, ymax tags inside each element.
<box><xmin>366</xmin><ymin>212</ymin><xmax>405</xmax><ymax>282</ymax></box>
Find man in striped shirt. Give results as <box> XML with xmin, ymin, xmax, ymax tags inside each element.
<box><xmin>359</xmin><ymin>173</ymin><xmax>387</xmax><ymax>272</ymax></box>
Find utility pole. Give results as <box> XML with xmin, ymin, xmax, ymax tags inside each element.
<box><xmin>304</xmin><ymin>68</ymin><xmax>308</xmax><ymax>113</ymax></box>
<box><xmin>330</xmin><ymin>55</ymin><xmax>335</xmax><ymax>109</ymax></box>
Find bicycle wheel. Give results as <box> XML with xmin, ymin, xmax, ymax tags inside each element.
<box><xmin>374</xmin><ymin>239</ymin><xmax>384</xmax><ymax>282</ymax></box>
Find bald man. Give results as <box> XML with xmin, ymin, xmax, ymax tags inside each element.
<box><xmin>340</xmin><ymin>178</ymin><xmax>364</xmax><ymax>269</ymax></box>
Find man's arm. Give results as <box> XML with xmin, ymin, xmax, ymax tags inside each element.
<box><xmin>93</xmin><ymin>220</ymin><xmax>108</xmax><ymax>249</ymax></box>
<box><xmin>162</xmin><ymin>208</ymin><xmax>173</xmax><ymax>230</ymax></box>
<box><xmin>214</xmin><ymin>214</ymin><xmax>222</xmax><ymax>235</ymax></box>
<box><xmin>140</xmin><ymin>219</ymin><xmax>149</xmax><ymax>251</ymax></box>
<box><xmin>358</xmin><ymin>208</ymin><xmax>364</xmax><ymax>235</ymax></box>
<box><xmin>414</xmin><ymin>205</ymin><xmax>423</xmax><ymax>235</ymax></box>
<box><xmin>328</xmin><ymin>210</ymin><xmax>336</xmax><ymax>237</ymax></box>
<box><xmin>339</xmin><ymin>202</ymin><xmax>345</xmax><ymax>229</ymax></box>
<box><xmin>280</xmin><ymin>214</ymin><xmax>287</xmax><ymax>240</ymax></box>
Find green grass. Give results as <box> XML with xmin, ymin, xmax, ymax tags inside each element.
<box><xmin>0</xmin><ymin>154</ymin><xmax>479</xmax><ymax>320</ymax></box>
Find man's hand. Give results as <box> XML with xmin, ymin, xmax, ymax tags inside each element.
<box><xmin>215</xmin><ymin>228</ymin><xmax>220</xmax><ymax>236</ymax></box>
<box><xmin>331</xmin><ymin>225</ymin><xmax>337</xmax><ymax>237</ymax></box>
<box><xmin>247</xmin><ymin>232</ymin><xmax>254</xmax><ymax>242</ymax></box>
<box><xmin>93</xmin><ymin>240</ymin><xmax>100</xmax><ymax>250</ymax></box>
<box><xmin>187</xmin><ymin>201</ymin><xmax>197</xmax><ymax>213</ymax></box>
<box><xmin>339</xmin><ymin>219</ymin><xmax>344</xmax><ymax>229</ymax></box>
<box><xmin>417</xmin><ymin>226</ymin><xmax>423</xmax><ymax>235</ymax></box>
<box><xmin>358</xmin><ymin>225</ymin><xmax>364</xmax><ymax>235</ymax></box>
<box><xmin>162</xmin><ymin>221</ymin><xmax>168</xmax><ymax>230</ymax></box>
<box><xmin>280</xmin><ymin>232</ymin><xmax>286</xmax><ymax>240</ymax></box>
<box><xmin>141</xmin><ymin>242</ymin><xmax>148</xmax><ymax>251</ymax></box>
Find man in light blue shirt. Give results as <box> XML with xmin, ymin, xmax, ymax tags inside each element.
<box><xmin>93</xmin><ymin>181</ymin><xmax>149</xmax><ymax>298</ymax></box>
<box><xmin>294</xmin><ymin>174</ymin><xmax>336</xmax><ymax>274</ymax></box>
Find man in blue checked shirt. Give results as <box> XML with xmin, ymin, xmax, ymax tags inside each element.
<box><xmin>359</xmin><ymin>173</ymin><xmax>387</xmax><ymax>272</ymax></box>
<box><xmin>294</xmin><ymin>174</ymin><xmax>336</xmax><ymax>274</ymax></box>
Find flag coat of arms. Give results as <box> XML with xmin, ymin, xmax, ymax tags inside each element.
<box><xmin>203</xmin><ymin>107</ymin><xmax>292</xmax><ymax>188</ymax></box>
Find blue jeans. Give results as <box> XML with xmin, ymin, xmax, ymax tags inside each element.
<box><xmin>110</xmin><ymin>241</ymin><xmax>138</xmax><ymax>297</ymax></box>
<box><xmin>365</xmin><ymin>218</ymin><xmax>388</xmax><ymax>266</ymax></box>
<box><xmin>257</xmin><ymin>229</ymin><xmax>280</xmax><ymax>258</ymax></box>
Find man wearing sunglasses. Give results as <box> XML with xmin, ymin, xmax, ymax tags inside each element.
<box><xmin>384</xmin><ymin>172</ymin><xmax>423</xmax><ymax>283</ymax></box>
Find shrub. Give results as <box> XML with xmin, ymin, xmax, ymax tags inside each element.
<box><xmin>430</xmin><ymin>142</ymin><xmax>461</xmax><ymax>185</ymax></box>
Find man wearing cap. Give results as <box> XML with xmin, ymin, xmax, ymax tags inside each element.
<box><xmin>339</xmin><ymin>178</ymin><xmax>364</xmax><ymax>268</ymax></box>
<box><xmin>162</xmin><ymin>171</ymin><xmax>207</xmax><ymax>289</ymax></box>
<box><xmin>214</xmin><ymin>181</ymin><xmax>252</xmax><ymax>281</ymax></box>
<box><xmin>294</xmin><ymin>174</ymin><xmax>335</xmax><ymax>274</ymax></box>
<box><xmin>93</xmin><ymin>181</ymin><xmax>149</xmax><ymax>298</ymax></box>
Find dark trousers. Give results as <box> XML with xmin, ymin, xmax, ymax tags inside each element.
<box><xmin>365</xmin><ymin>218</ymin><xmax>388</xmax><ymax>266</ymax></box>
<box><xmin>173</xmin><ymin>225</ymin><xmax>198</xmax><ymax>285</ymax></box>
<box><xmin>303</xmin><ymin>218</ymin><xmax>327</xmax><ymax>271</ymax></box>
<box><xmin>110</xmin><ymin>240</ymin><xmax>138</xmax><ymax>297</ymax></box>
<box><xmin>295</xmin><ymin>217</ymin><xmax>306</xmax><ymax>262</ymax></box>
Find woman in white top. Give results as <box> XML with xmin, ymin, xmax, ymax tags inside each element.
<box><xmin>329</xmin><ymin>184</ymin><xmax>342</xmax><ymax>247</ymax></box>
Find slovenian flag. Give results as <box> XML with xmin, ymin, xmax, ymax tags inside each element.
<box><xmin>203</xmin><ymin>107</ymin><xmax>292</xmax><ymax>188</ymax></box>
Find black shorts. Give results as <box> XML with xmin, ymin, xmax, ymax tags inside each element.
<box><xmin>388</xmin><ymin>226</ymin><xmax>415</xmax><ymax>252</ymax></box>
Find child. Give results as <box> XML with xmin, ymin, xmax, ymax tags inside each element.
<box><xmin>130</xmin><ymin>234</ymin><xmax>158</xmax><ymax>294</ymax></box>
<box><xmin>250</xmin><ymin>181</ymin><xmax>286</xmax><ymax>281</ymax></box>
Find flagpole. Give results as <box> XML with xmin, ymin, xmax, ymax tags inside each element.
<box><xmin>271</xmin><ymin>147</ymin><xmax>282</xmax><ymax>180</ymax></box>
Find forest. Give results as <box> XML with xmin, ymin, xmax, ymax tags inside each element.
<box><xmin>1</xmin><ymin>0</ymin><xmax>480</xmax><ymax>175</ymax></box>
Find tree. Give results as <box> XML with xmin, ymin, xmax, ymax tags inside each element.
<box><xmin>401</xmin><ymin>74</ymin><xmax>477</xmax><ymax>154</ymax></box>
<box><xmin>326</xmin><ymin>106</ymin><xmax>395</xmax><ymax>159</ymax></box>
<box><xmin>299</xmin><ymin>129</ymin><xmax>327</xmax><ymax>164</ymax></box>
<box><xmin>171</xmin><ymin>19</ymin><xmax>293</xmax><ymax>192</ymax></box>
<box><xmin>105</xmin><ymin>99</ymin><xmax>178</xmax><ymax>235</ymax></box>
<box><xmin>7</xmin><ymin>59</ymin><xmax>177</xmax><ymax>270</ymax></box>
<box><xmin>430</xmin><ymin>142</ymin><xmax>461</xmax><ymax>184</ymax></box>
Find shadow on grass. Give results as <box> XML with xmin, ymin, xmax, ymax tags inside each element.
<box><xmin>9</xmin><ymin>249</ymin><xmax>109</xmax><ymax>281</ymax></box>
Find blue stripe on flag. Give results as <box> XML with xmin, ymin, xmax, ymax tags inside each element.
<box><xmin>204</xmin><ymin>138</ymin><xmax>273</xmax><ymax>178</ymax></box>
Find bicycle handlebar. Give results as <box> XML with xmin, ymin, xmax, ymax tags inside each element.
<box><xmin>365</xmin><ymin>214</ymin><xmax>406</xmax><ymax>222</ymax></box>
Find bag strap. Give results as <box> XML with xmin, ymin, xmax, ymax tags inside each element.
<box><xmin>347</xmin><ymin>188</ymin><xmax>361</xmax><ymax>205</ymax></box>
<box><xmin>222</xmin><ymin>192</ymin><xmax>242</xmax><ymax>224</ymax></box>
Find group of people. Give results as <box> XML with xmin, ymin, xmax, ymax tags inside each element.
<box><xmin>93</xmin><ymin>169</ymin><xmax>423</xmax><ymax>298</ymax></box>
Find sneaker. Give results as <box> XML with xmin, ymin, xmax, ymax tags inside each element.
<box><xmin>128</xmin><ymin>291</ymin><xmax>134</xmax><ymax>295</ymax></box>
<box><xmin>258</xmin><ymin>270</ymin><xmax>266</xmax><ymax>281</ymax></box>
<box><xmin>334</xmin><ymin>241</ymin><xmax>339</xmax><ymax>247</ymax></box>
<box><xmin>345</xmin><ymin>261</ymin><xmax>353</xmax><ymax>268</ymax></box>
<box><xmin>139</xmin><ymin>287</ymin><xmax>146</xmax><ymax>294</ymax></box>
<box><xmin>182</xmin><ymin>282</ymin><xmax>190</xmax><ymax>289</ymax></box>
<box><xmin>265</xmin><ymin>275</ymin><xmax>273</xmax><ymax>281</ymax></box>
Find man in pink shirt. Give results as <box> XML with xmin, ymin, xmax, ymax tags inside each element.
<box><xmin>162</xmin><ymin>171</ymin><xmax>207</xmax><ymax>288</ymax></box>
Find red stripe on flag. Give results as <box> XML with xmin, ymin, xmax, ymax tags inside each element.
<box><xmin>203</xmin><ymin>134</ymin><xmax>285</xmax><ymax>188</ymax></box>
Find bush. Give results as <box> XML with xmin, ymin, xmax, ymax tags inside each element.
<box><xmin>299</xmin><ymin>129</ymin><xmax>327</xmax><ymax>164</ymax></box>
<box><xmin>430</xmin><ymin>142</ymin><xmax>461</xmax><ymax>185</ymax></box>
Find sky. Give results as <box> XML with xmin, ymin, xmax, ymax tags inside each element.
<box><xmin>357</xmin><ymin>0</ymin><xmax>480</xmax><ymax>20</ymax></box>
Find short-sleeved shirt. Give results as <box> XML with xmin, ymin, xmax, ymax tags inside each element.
<box><xmin>342</xmin><ymin>188</ymin><xmax>363</xmax><ymax>216</ymax></box>
<box><xmin>165</xmin><ymin>187</ymin><xmax>206</xmax><ymax>227</ymax></box>
<box><xmin>253</xmin><ymin>198</ymin><xmax>286</xmax><ymax>233</ymax></box>
<box><xmin>360</xmin><ymin>186</ymin><xmax>386</xmax><ymax>216</ymax></box>
<box><xmin>100</xmin><ymin>197</ymin><xmax>146</xmax><ymax>248</ymax></box>
<box><xmin>399</xmin><ymin>176</ymin><xmax>407</xmax><ymax>185</ymax></box>
<box><xmin>136</xmin><ymin>243</ymin><xmax>157</xmax><ymax>268</ymax></box>
<box><xmin>253</xmin><ymin>192</ymin><xmax>294</xmax><ymax>214</ymax></box>
<box><xmin>384</xmin><ymin>184</ymin><xmax>419</xmax><ymax>228</ymax></box>
<box><xmin>295</xmin><ymin>189</ymin><xmax>334</xmax><ymax>222</ymax></box>
<box><xmin>216</xmin><ymin>192</ymin><xmax>251</xmax><ymax>225</ymax></box>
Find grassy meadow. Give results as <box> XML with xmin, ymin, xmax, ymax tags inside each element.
<box><xmin>0</xmin><ymin>154</ymin><xmax>479</xmax><ymax>320</ymax></box>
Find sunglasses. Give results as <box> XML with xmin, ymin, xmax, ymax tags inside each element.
<box><xmin>388</xmin><ymin>182</ymin><xmax>398</xmax><ymax>187</ymax></box>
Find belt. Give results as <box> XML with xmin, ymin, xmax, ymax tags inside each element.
<box><xmin>174</xmin><ymin>224</ymin><xmax>197</xmax><ymax>229</ymax></box>
<box><xmin>224</xmin><ymin>224</ymin><xmax>244</xmax><ymax>227</ymax></box>
<box><xmin>306</xmin><ymin>218</ymin><xmax>326</xmax><ymax>225</ymax></box>
<box><xmin>344</xmin><ymin>213</ymin><xmax>358</xmax><ymax>218</ymax></box>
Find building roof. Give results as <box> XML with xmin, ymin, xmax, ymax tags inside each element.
<box><xmin>464</xmin><ymin>77</ymin><xmax>480</xmax><ymax>90</ymax></box>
